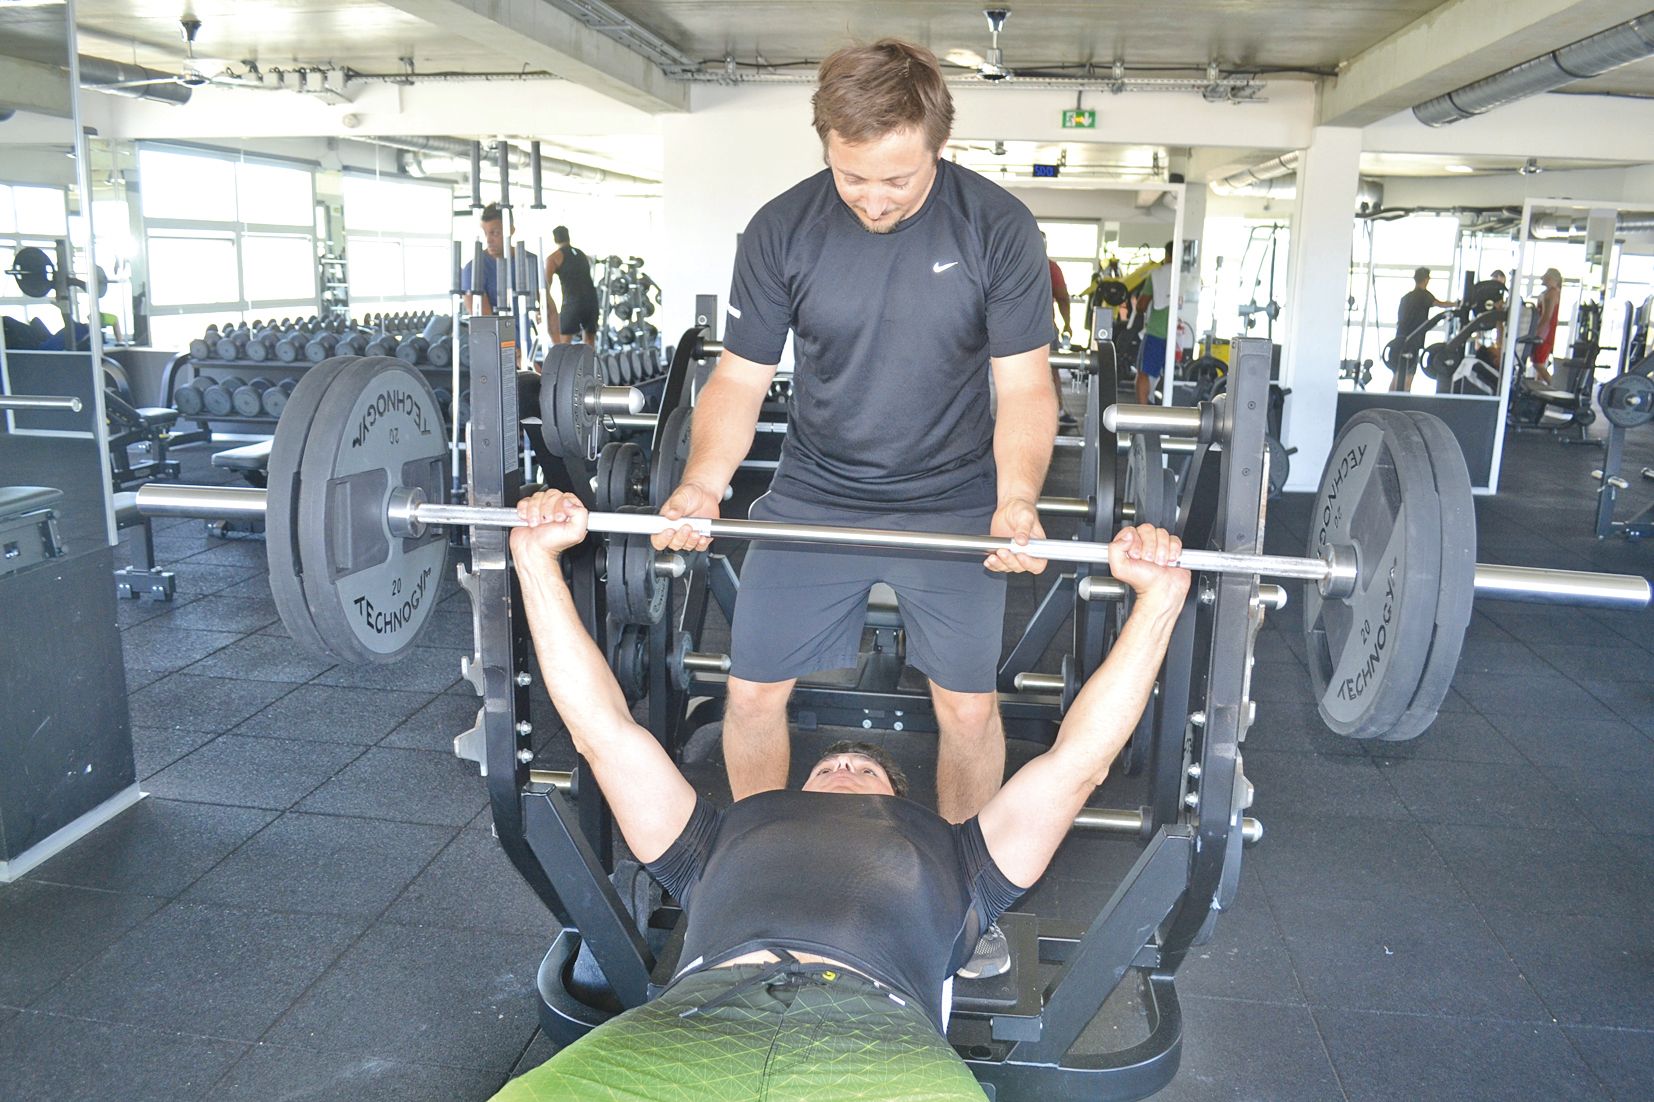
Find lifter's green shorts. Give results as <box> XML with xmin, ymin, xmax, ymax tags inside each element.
<box><xmin>492</xmin><ymin>964</ymin><xmax>987</xmax><ymax>1102</ymax></box>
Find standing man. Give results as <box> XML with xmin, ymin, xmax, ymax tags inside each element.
<box><xmin>654</xmin><ymin>40</ymin><xmax>1057</xmax><ymax>833</ymax></box>
<box><xmin>1529</xmin><ymin>267</ymin><xmax>1563</xmax><ymax>386</ymax></box>
<box><xmin>1135</xmin><ymin>242</ymin><xmax>1175</xmax><ymax>404</ymax></box>
<box><xmin>544</xmin><ymin>226</ymin><xmax>600</xmax><ymax>345</ymax></box>
<box><xmin>461</xmin><ymin>204</ymin><xmax>538</xmax><ymax>318</ymax></box>
<box><xmin>1390</xmin><ymin>266</ymin><xmax>1453</xmax><ymax>392</ymax></box>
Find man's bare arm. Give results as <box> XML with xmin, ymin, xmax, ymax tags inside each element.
<box><xmin>977</xmin><ymin>526</ymin><xmax>1189</xmax><ymax>887</ymax></box>
<box><xmin>985</xmin><ymin>345</ymin><xmax>1059</xmax><ymax>573</ymax></box>
<box><xmin>512</xmin><ymin>496</ymin><xmax>698</xmax><ymax>863</ymax></box>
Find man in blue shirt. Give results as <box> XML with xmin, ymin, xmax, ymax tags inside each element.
<box><xmin>461</xmin><ymin>203</ymin><xmax>538</xmax><ymax>316</ymax></box>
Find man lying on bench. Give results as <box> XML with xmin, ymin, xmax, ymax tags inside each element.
<box><xmin>495</xmin><ymin>490</ymin><xmax>1189</xmax><ymax>1102</ymax></box>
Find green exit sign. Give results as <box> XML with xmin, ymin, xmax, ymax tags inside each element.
<box><xmin>1062</xmin><ymin>109</ymin><xmax>1096</xmax><ymax>129</ymax></box>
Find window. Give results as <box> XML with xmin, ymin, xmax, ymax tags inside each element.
<box><xmin>1036</xmin><ymin>219</ymin><xmax>1100</xmax><ymax>338</ymax></box>
<box><xmin>0</xmin><ymin>183</ymin><xmax>70</xmax><ymax>331</ymax></box>
<box><xmin>136</xmin><ymin>145</ymin><xmax>318</xmax><ymax>337</ymax></box>
<box><xmin>342</xmin><ymin>173</ymin><xmax>452</xmax><ymax>311</ymax></box>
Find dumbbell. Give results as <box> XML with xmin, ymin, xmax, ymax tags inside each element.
<box><xmin>244</xmin><ymin>324</ymin><xmax>282</xmax><ymax>362</ymax></box>
<box><xmin>364</xmin><ymin>330</ymin><xmax>400</xmax><ymax>357</ymax></box>
<box><xmin>262</xmin><ymin>378</ymin><xmax>297</xmax><ymax>418</ymax></box>
<box><xmin>305</xmin><ymin>331</ymin><xmax>341</xmax><ymax>363</ymax></box>
<box><xmin>201</xmin><ymin>376</ymin><xmax>247</xmax><ymax>417</ymax></box>
<box><xmin>335</xmin><ymin>330</ymin><xmax>369</xmax><ymax>357</ymax></box>
<box><xmin>214</xmin><ymin>324</ymin><xmax>251</xmax><ymax>361</ymax></box>
<box><xmin>274</xmin><ymin>324</ymin><xmax>313</xmax><ymax>363</ymax></box>
<box><xmin>425</xmin><ymin>316</ymin><xmax>455</xmax><ymax>368</ymax></box>
<box><xmin>457</xmin><ymin>388</ymin><xmax>471</xmax><ymax>425</ymax></box>
<box><xmin>189</xmin><ymin>325</ymin><xmax>220</xmax><ymax>361</ymax></box>
<box><xmin>433</xmin><ymin>387</ymin><xmax>452</xmax><ymax>423</ymax></box>
<box><xmin>232</xmin><ymin>377</ymin><xmax>273</xmax><ymax>418</ymax></box>
<box><xmin>174</xmin><ymin>378</ymin><xmax>209</xmax><ymax>416</ymax></box>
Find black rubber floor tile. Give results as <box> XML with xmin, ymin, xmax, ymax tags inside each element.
<box><xmin>1542</xmin><ymin>761</ymin><xmax>1654</xmax><ymax>835</ymax></box>
<box><xmin>129</xmin><ymin>726</ymin><xmax>217</xmax><ymax>778</ymax></box>
<box><xmin>1252</xmin><ymin>628</ymin><xmax>1307</xmax><ymax>665</ymax></box>
<box><xmin>120</xmin><ymin>622</ymin><xmax>241</xmax><ymax>674</ymax></box>
<box><xmin>38</xmin><ymin>901</ymin><xmax>366</xmax><ymax>1040</ymax></box>
<box><xmin>1480</xmin><ymin>604</ymin><xmax>1626</xmax><ymax>646</ymax></box>
<box><xmin>27</xmin><ymin>798</ymin><xmax>275</xmax><ymax>897</ymax></box>
<box><xmin>1380</xmin><ymin>757</ymin><xmax>1583</xmax><ymax>828</ymax></box>
<box><xmin>165</xmin><ymin>563</ymin><xmax>260</xmax><ymax>596</ymax></box>
<box><xmin>417</xmin><ymin>607</ymin><xmax>476</xmax><ymax>650</ymax></box>
<box><xmin>1452</xmin><ymin>671</ymin><xmax>1620</xmax><ymax>721</ymax></box>
<box><xmin>265</xmin><ymin>921</ymin><xmax>548</xmax><ymax>1072</ymax></box>
<box><xmin>178</xmin><ymin>540</ymin><xmax>269</xmax><ymax>568</ymax></box>
<box><xmin>213</xmin><ymin>1043</ymin><xmax>506</xmax><ymax>1102</ymax></box>
<box><xmin>144</xmin><ymin>595</ymin><xmax>280</xmax><ymax>635</ymax></box>
<box><xmin>212</xmin><ymin>571</ymin><xmax>274</xmax><ymax>601</ymax></box>
<box><xmin>1245</xmin><ymin>751</ymin><xmax>1412</xmax><ymax>821</ymax></box>
<box><xmin>234</xmin><ymin>684</ymin><xmax>432</xmax><ymax>744</ymax></box>
<box><xmin>0</xmin><ymin>1011</ymin><xmax>248</xmax><ymax>1102</ymax></box>
<box><xmin>382</xmin><ymin>693</ymin><xmax>482</xmax><ymax>753</ymax></box>
<box><xmin>1580</xmin><ymin>678</ymin><xmax>1654</xmax><ymax>733</ymax></box>
<box><xmin>115</xmin><ymin>594</ymin><xmax>187</xmax><ymax>628</ymax></box>
<box><xmin>1541</xmin><ymin>643</ymin><xmax>1654</xmax><ymax>682</ymax></box>
<box><xmin>1277</xmin><ymin>893</ymin><xmax>1545</xmax><ymax>1020</ymax></box>
<box><xmin>1046</xmin><ymin>830</ymin><xmax>1153</xmax><ymax>887</ymax></box>
<box><xmin>1423</xmin><ymin>824</ymin><xmax>1646</xmax><ymax>916</ymax></box>
<box><xmin>183</xmin><ymin>632</ymin><xmax>336</xmax><ymax>683</ymax></box>
<box><xmin>310</xmin><ymin>645</ymin><xmax>464</xmax><ymax>693</ymax></box>
<box><xmin>383</xmin><ymin>825</ymin><xmax>560</xmax><ymax>936</ymax></box>
<box><xmin>508</xmin><ymin>1029</ymin><xmax>557</xmax><ymax>1080</ymax></box>
<box><xmin>143</xmin><ymin>735</ymin><xmax>363</xmax><ymax>811</ymax></box>
<box><xmin>1246</xmin><ymin>702</ymin><xmax>1376</xmax><ymax>756</ymax></box>
<box><xmin>1248</xmin><ymin>661</ymin><xmax>1318</xmax><ymax>705</ymax></box>
<box><xmin>1455</xmin><ymin>633</ymin><xmax>1545</xmax><ymax>675</ymax></box>
<box><xmin>127</xmin><ymin>672</ymin><xmax>294</xmax><ymax>733</ymax></box>
<box><xmin>1175</xmin><ymin>878</ymin><xmax>1302</xmax><ymax>1005</ymax></box>
<box><xmin>1483</xmin><ymin>908</ymin><xmax>1654</xmax><ymax>1029</ymax></box>
<box><xmin>1362</xmin><ymin>713</ymin><xmax>1524</xmax><ymax>764</ymax></box>
<box><xmin>183</xmin><ymin>811</ymin><xmax>455</xmax><ymax>917</ymax></box>
<box><xmin>1146</xmin><ymin>998</ymin><xmax>1343</xmax><ymax>1102</ymax></box>
<box><xmin>1315</xmin><ymin>1008</ymin><xmax>1608</xmax><ymax>1102</ymax></box>
<box><xmin>1561</xmin><ymin>1025</ymin><xmax>1654</xmax><ymax>1101</ymax></box>
<box><xmin>1249</xmin><ymin>814</ymin><xmax>1467</xmax><ymax>909</ymax></box>
<box><xmin>0</xmin><ymin>881</ymin><xmax>164</xmax><ymax>1006</ymax></box>
<box><xmin>296</xmin><ymin>747</ymin><xmax>487</xmax><ymax>826</ymax></box>
<box><xmin>1485</xmin><ymin>714</ymin><xmax>1652</xmax><ymax>765</ymax></box>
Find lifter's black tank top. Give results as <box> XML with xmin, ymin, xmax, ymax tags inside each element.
<box><xmin>645</xmin><ymin>790</ymin><xmax>1023</xmax><ymax>1029</ymax></box>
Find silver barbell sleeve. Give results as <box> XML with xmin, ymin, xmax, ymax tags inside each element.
<box><xmin>587</xmin><ymin>386</ymin><xmax>645</xmax><ymax>416</ymax></box>
<box><xmin>133</xmin><ymin>483</ymin><xmax>1654</xmax><ymax>611</ymax></box>
<box><xmin>0</xmin><ymin>394</ymin><xmax>83</xmax><ymax>413</ymax></box>
<box><xmin>1103</xmin><ymin>403</ymin><xmax>1205</xmax><ymax>438</ymax></box>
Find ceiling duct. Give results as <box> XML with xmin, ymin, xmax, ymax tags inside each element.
<box><xmin>76</xmin><ymin>55</ymin><xmax>193</xmax><ymax>105</ymax></box>
<box><xmin>1413</xmin><ymin>11</ymin><xmax>1654</xmax><ymax>126</ymax></box>
<box><xmin>1208</xmin><ymin>152</ymin><xmax>1384</xmax><ymax>211</ymax></box>
<box><xmin>1532</xmin><ymin>213</ymin><xmax>1654</xmax><ymax>238</ymax></box>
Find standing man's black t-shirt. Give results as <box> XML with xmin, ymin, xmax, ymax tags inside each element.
<box><xmin>722</xmin><ymin>160</ymin><xmax>1054</xmax><ymax>512</ymax></box>
<box><xmin>645</xmin><ymin>790</ymin><xmax>1024</xmax><ymax>1030</ymax></box>
<box><xmin>1395</xmin><ymin>286</ymin><xmax>1437</xmax><ymax>353</ymax></box>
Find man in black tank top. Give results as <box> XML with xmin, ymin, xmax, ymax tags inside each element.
<box><xmin>494</xmin><ymin>488</ymin><xmax>1189</xmax><ymax>1101</ymax></box>
<box><xmin>544</xmin><ymin>225</ymin><xmax>600</xmax><ymax>344</ymax></box>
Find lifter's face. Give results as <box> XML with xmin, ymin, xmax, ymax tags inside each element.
<box><xmin>802</xmin><ymin>753</ymin><xmax>897</xmax><ymax>797</ymax></box>
<box><xmin>482</xmin><ymin>218</ymin><xmax>504</xmax><ymax>257</ymax></box>
<box><xmin>825</xmin><ymin>127</ymin><xmax>939</xmax><ymax>235</ymax></box>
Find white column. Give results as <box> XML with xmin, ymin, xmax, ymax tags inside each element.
<box><xmin>1279</xmin><ymin>126</ymin><xmax>1362</xmax><ymax>491</ymax></box>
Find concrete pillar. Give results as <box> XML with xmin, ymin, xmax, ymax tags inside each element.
<box><xmin>1279</xmin><ymin>126</ymin><xmax>1362</xmax><ymax>491</ymax></box>
<box><xmin>1177</xmin><ymin>183</ymin><xmax>1209</xmax><ymax>360</ymax></box>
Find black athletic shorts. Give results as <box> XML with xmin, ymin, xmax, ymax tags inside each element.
<box><xmin>729</xmin><ymin>489</ymin><xmax>1007</xmax><ymax>693</ymax></box>
<box><xmin>559</xmin><ymin>296</ymin><xmax>598</xmax><ymax>337</ymax></box>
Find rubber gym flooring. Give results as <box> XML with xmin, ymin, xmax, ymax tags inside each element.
<box><xmin>1</xmin><ymin>397</ymin><xmax>1651</xmax><ymax>1101</ymax></box>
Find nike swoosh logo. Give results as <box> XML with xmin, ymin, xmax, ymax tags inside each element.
<box><xmin>933</xmin><ymin>261</ymin><xmax>960</xmax><ymax>274</ymax></box>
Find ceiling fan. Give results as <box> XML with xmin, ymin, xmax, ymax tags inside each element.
<box><xmin>943</xmin><ymin>9</ymin><xmax>1015</xmax><ymax>82</ymax></box>
<box><xmin>90</xmin><ymin>13</ymin><xmax>239</xmax><ymax>92</ymax></box>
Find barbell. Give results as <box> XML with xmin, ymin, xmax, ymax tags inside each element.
<box><xmin>133</xmin><ymin>353</ymin><xmax>1650</xmax><ymax>742</ymax></box>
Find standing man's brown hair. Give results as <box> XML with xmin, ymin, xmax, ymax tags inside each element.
<box><xmin>812</xmin><ymin>40</ymin><xmax>955</xmax><ymax>151</ymax></box>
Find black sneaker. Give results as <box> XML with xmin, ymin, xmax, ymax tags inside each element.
<box><xmin>956</xmin><ymin>923</ymin><xmax>1011</xmax><ymax>980</ymax></box>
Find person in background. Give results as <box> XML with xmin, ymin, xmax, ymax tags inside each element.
<box><xmin>1530</xmin><ymin>268</ymin><xmax>1563</xmax><ymax>386</ymax></box>
<box><xmin>1045</xmin><ymin>236</ymin><xmax>1079</xmax><ymax>431</ymax></box>
<box><xmin>1390</xmin><ymin>266</ymin><xmax>1454</xmax><ymax>393</ymax></box>
<box><xmin>461</xmin><ymin>204</ymin><xmax>539</xmax><ymax>318</ymax></box>
<box><xmin>1135</xmin><ymin>242</ymin><xmax>1175</xmax><ymax>404</ymax></box>
<box><xmin>545</xmin><ymin>226</ymin><xmax>600</xmax><ymax>345</ymax></box>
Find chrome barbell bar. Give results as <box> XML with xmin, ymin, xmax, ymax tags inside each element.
<box><xmin>133</xmin><ymin>483</ymin><xmax>1653</xmax><ymax>610</ymax></box>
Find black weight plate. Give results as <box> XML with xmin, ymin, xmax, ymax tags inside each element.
<box><xmin>541</xmin><ymin>342</ymin><xmax>603</xmax><ymax>460</ymax></box>
<box><xmin>1126</xmin><ymin>434</ymin><xmax>1166</xmax><ymax>528</ymax></box>
<box><xmin>1600</xmin><ymin>372</ymin><xmax>1654</xmax><ymax>428</ymax></box>
<box><xmin>266</xmin><ymin>356</ymin><xmax>359</xmax><ymax>659</ymax></box>
<box><xmin>613</xmin><ymin>625</ymin><xmax>648</xmax><ymax>701</ymax></box>
<box><xmin>1265</xmin><ymin>434</ymin><xmax>1290</xmax><ymax>500</ymax></box>
<box><xmin>1386</xmin><ymin>411</ymin><xmax>1478</xmax><ymax>742</ymax></box>
<box><xmin>294</xmin><ymin>356</ymin><xmax>449</xmax><ymax>663</ymax></box>
<box><xmin>606</xmin><ymin>525</ymin><xmax>666</xmax><ymax>626</ymax></box>
<box><xmin>595</xmin><ymin>441</ymin><xmax>646</xmax><ymax>512</ymax></box>
<box><xmin>1303</xmin><ymin>410</ymin><xmax>1443</xmax><ymax>739</ymax></box>
<box><xmin>1096</xmin><ymin>279</ymin><xmax>1128</xmax><ymax>307</ymax></box>
<box><xmin>650</xmin><ymin>406</ymin><xmax>693</xmax><ymax>510</ymax></box>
